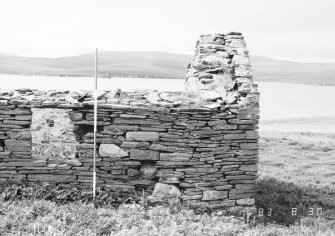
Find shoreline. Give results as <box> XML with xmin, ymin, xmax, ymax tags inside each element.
<box><xmin>0</xmin><ymin>73</ymin><xmax>334</xmax><ymax>87</ymax></box>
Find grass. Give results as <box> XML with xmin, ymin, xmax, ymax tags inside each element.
<box><xmin>254</xmin><ymin>130</ymin><xmax>335</xmax><ymax>227</ymax></box>
<box><xmin>0</xmin><ymin>200</ymin><xmax>334</xmax><ymax>236</ymax></box>
<box><xmin>1</xmin><ymin>129</ymin><xmax>335</xmax><ymax>235</ymax></box>
<box><xmin>259</xmin><ymin>131</ymin><xmax>335</xmax><ymax>190</ymax></box>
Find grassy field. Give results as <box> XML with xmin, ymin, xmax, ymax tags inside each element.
<box><xmin>1</xmin><ymin>130</ymin><xmax>335</xmax><ymax>235</ymax></box>
<box><xmin>256</xmin><ymin>130</ymin><xmax>335</xmax><ymax>227</ymax></box>
<box><xmin>259</xmin><ymin>131</ymin><xmax>335</xmax><ymax>189</ymax></box>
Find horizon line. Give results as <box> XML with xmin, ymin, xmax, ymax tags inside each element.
<box><xmin>1</xmin><ymin>50</ymin><xmax>335</xmax><ymax>64</ymax></box>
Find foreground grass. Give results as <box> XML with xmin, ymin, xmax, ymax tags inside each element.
<box><xmin>0</xmin><ymin>200</ymin><xmax>334</xmax><ymax>236</ymax></box>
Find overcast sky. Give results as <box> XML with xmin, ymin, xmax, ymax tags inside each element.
<box><xmin>1</xmin><ymin>0</ymin><xmax>334</xmax><ymax>62</ymax></box>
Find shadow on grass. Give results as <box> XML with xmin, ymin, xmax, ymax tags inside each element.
<box><xmin>255</xmin><ymin>177</ymin><xmax>335</xmax><ymax>226</ymax></box>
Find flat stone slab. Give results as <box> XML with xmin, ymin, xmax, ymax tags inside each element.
<box><xmin>130</xmin><ymin>149</ymin><xmax>159</xmax><ymax>161</ymax></box>
<box><xmin>0</xmin><ymin>109</ymin><xmax>32</xmax><ymax>115</ymax></box>
<box><xmin>0</xmin><ymin>152</ymin><xmax>11</xmax><ymax>159</ymax></box>
<box><xmin>239</xmin><ymin>164</ymin><xmax>258</xmax><ymax>172</ymax></box>
<box><xmin>5</xmin><ymin>140</ymin><xmax>31</xmax><ymax>147</ymax></box>
<box><xmin>236</xmin><ymin>198</ymin><xmax>255</xmax><ymax>206</ymax></box>
<box><xmin>27</xmin><ymin>174</ymin><xmax>76</xmax><ymax>183</ymax></box>
<box><xmin>160</xmin><ymin>153</ymin><xmax>192</xmax><ymax>161</ymax></box>
<box><xmin>152</xmin><ymin>183</ymin><xmax>181</xmax><ymax>198</ymax></box>
<box><xmin>126</xmin><ymin>132</ymin><xmax>159</xmax><ymax>142</ymax></box>
<box><xmin>99</xmin><ymin>144</ymin><xmax>128</xmax><ymax>158</ymax></box>
<box><xmin>202</xmin><ymin>190</ymin><xmax>228</xmax><ymax>201</ymax></box>
<box><xmin>121</xmin><ymin>141</ymin><xmax>150</xmax><ymax>149</ymax></box>
<box><xmin>7</xmin><ymin>131</ymin><xmax>31</xmax><ymax>140</ymax></box>
<box><xmin>15</xmin><ymin>115</ymin><xmax>32</xmax><ymax>120</ymax></box>
<box><xmin>0</xmin><ymin>160</ymin><xmax>46</xmax><ymax>167</ymax></box>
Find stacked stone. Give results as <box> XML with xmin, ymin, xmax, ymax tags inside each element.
<box><xmin>0</xmin><ymin>103</ymin><xmax>78</xmax><ymax>182</ymax></box>
<box><xmin>69</xmin><ymin>104</ymin><xmax>172</xmax><ymax>190</ymax></box>
<box><xmin>0</xmin><ymin>90</ymin><xmax>79</xmax><ymax>183</ymax></box>
<box><xmin>66</xmin><ymin>101</ymin><xmax>259</xmax><ymax>209</ymax></box>
<box><xmin>186</xmin><ymin>32</ymin><xmax>258</xmax><ymax>109</ymax></box>
<box><xmin>0</xmin><ymin>90</ymin><xmax>31</xmax><ymax>180</ymax></box>
<box><xmin>0</xmin><ymin>89</ymin><xmax>259</xmax><ymax>210</ymax></box>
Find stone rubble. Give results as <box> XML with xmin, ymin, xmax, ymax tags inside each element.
<box><xmin>186</xmin><ymin>32</ymin><xmax>259</xmax><ymax>108</ymax></box>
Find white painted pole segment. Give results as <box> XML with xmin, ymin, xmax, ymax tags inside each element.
<box><xmin>93</xmin><ymin>48</ymin><xmax>98</xmax><ymax>199</ymax></box>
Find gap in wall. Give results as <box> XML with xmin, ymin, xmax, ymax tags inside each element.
<box><xmin>31</xmin><ymin>108</ymin><xmax>78</xmax><ymax>163</ymax></box>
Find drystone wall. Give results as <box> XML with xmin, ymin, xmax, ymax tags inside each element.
<box><xmin>0</xmin><ymin>32</ymin><xmax>259</xmax><ymax>210</ymax></box>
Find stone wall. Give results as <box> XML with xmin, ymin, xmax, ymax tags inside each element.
<box><xmin>0</xmin><ymin>32</ymin><xmax>259</xmax><ymax>210</ymax></box>
<box><xmin>71</xmin><ymin>102</ymin><xmax>259</xmax><ymax>209</ymax></box>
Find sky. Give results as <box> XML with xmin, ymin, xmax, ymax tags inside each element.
<box><xmin>0</xmin><ymin>0</ymin><xmax>335</xmax><ymax>62</ymax></box>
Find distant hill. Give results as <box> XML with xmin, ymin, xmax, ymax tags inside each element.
<box><xmin>252</xmin><ymin>56</ymin><xmax>335</xmax><ymax>85</ymax></box>
<box><xmin>0</xmin><ymin>52</ymin><xmax>334</xmax><ymax>85</ymax></box>
<box><xmin>0</xmin><ymin>52</ymin><xmax>191</xmax><ymax>79</ymax></box>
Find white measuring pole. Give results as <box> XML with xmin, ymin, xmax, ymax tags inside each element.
<box><xmin>93</xmin><ymin>48</ymin><xmax>98</xmax><ymax>199</ymax></box>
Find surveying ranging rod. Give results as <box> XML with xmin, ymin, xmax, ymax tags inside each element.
<box><xmin>93</xmin><ymin>48</ymin><xmax>98</xmax><ymax>200</ymax></box>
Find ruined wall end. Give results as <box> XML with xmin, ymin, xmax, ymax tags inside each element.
<box><xmin>186</xmin><ymin>32</ymin><xmax>258</xmax><ymax>109</ymax></box>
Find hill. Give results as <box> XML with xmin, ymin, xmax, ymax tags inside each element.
<box><xmin>252</xmin><ymin>56</ymin><xmax>335</xmax><ymax>85</ymax></box>
<box><xmin>0</xmin><ymin>52</ymin><xmax>334</xmax><ymax>85</ymax></box>
<box><xmin>0</xmin><ymin>52</ymin><xmax>191</xmax><ymax>79</ymax></box>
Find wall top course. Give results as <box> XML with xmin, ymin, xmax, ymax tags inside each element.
<box><xmin>0</xmin><ymin>88</ymin><xmax>258</xmax><ymax>111</ymax></box>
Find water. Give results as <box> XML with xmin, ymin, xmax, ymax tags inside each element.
<box><xmin>258</xmin><ymin>82</ymin><xmax>335</xmax><ymax>120</ymax></box>
<box><xmin>0</xmin><ymin>74</ymin><xmax>185</xmax><ymax>91</ymax></box>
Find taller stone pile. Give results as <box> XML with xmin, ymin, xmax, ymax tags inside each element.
<box><xmin>186</xmin><ymin>32</ymin><xmax>257</xmax><ymax>108</ymax></box>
